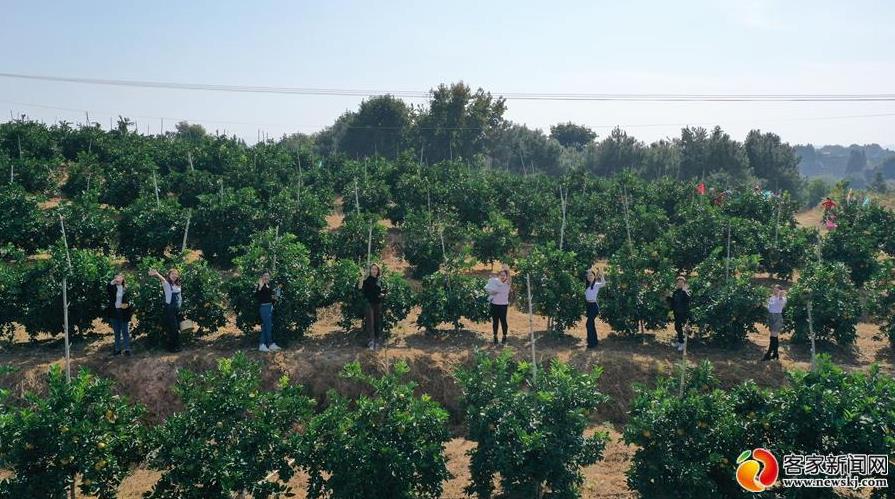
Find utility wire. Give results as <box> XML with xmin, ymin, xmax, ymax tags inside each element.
<box><xmin>2</xmin><ymin>72</ymin><xmax>895</xmax><ymax>102</ymax></box>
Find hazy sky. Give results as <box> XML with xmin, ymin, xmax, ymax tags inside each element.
<box><xmin>2</xmin><ymin>0</ymin><xmax>893</xmax><ymax>146</ymax></box>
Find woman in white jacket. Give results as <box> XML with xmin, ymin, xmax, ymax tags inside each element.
<box><xmin>485</xmin><ymin>268</ymin><xmax>511</xmax><ymax>345</ymax></box>
<box><xmin>584</xmin><ymin>269</ymin><xmax>607</xmax><ymax>348</ymax></box>
<box><xmin>762</xmin><ymin>285</ymin><xmax>787</xmax><ymax>361</ymax></box>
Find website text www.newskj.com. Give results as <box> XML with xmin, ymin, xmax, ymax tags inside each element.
<box><xmin>781</xmin><ymin>477</ymin><xmax>888</xmax><ymax>490</ymax></box>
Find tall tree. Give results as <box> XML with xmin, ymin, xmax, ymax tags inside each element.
<box><xmin>744</xmin><ymin>130</ymin><xmax>802</xmax><ymax>193</ymax></box>
<box><xmin>488</xmin><ymin>123</ymin><xmax>562</xmax><ymax>175</ymax></box>
<box><xmin>339</xmin><ymin>95</ymin><xmax>412</xmax><ymax>159</ymax></box>
<box><xmin>549</xmin><ymin>122</ymin><xmax>597</xmax><ymax>150</ymax></box>
<box><xmin>414</xmin><ymin>82</ymin><xmax>507</xmax><ymax>163</ymax></box>
<box><xmin>585</xmin><ymin>127</ymin><xmax>644</xmax><ymax>177</ymax></box>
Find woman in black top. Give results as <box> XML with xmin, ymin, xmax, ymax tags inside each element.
<box><xmin>256</xmin><ymin>272</ymin><xmax>281</xmax><ymax>352</ymax></box>
<box><xmin>361</xmin><ymin>264</ymin><xmax>386</xmax><ymax>351</ymax></box>
<box><xmin>106</xmin><ymin>273</ymin><xmax>133</xmax><ymax>356</ymax></box>
<box><xmin>667</xmin><ymin>276</ymin><xmax>690</xmax><ymax>352</ymax></box>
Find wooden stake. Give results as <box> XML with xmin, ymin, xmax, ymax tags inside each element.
<box><xmin>678</xmin><ymin>325</ymin><xmax>689</xmax><ymax>399</ymax></box>
<box><xmin>526</xmin><ymin>274</ymin><xmax>536</xmax><ymax>383</ymax></box>
<box><xmin>187</xmin><ymin>150</ymin><xmax>194</xmax><ymax>172</ymax></box>
<box><xmin>181</xmin><ymin>209</ymin><xmax>192</xmax><ymax>253</ymax></box>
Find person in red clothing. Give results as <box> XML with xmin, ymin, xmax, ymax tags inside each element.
<box><xmin>821</xmin><ymin>197</ymin><xmax>837</xmax><ymax>224</ymax></box>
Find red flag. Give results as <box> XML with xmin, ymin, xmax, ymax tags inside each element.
<box><xmin>696</xmin><ymin>182</ymin><xmax>706</xmax><ymax>195</ymax></box>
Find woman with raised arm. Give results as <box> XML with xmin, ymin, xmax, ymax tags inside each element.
<box><xmin>106</xmin><ymin>273</ymin><xmax>133</xmax><ymax>356</ymax></box>
<box><xmin>762</xmin><ymin>285</ymin><xmax>787</xmax><ymax>361</ymax></box>
<box><xmin>256</xmin><ymin>271</ymin><xmax>281</xmax><ymax>353</ymax></box>
<box><xmin>149</xmin><ymin>268</ymin><xmax>182</xmax><ymax>352</ymax></box>
<box><xmin>583</xmin><ymin>268</ymin><xmax>607</xmax><ymax>349</ymax></box>
<box><xmin>485</xmin><ymin>267</ymin><xmax>511</xmax><ymax>345</ymax></box>
<box><xmin>362</xmin><ymin>264</ymin><xmax>386</xmax><ymax>351</ymax></box>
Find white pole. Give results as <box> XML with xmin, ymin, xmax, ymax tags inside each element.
<box><xmin>678</xmin><ymin>326</ymin><xmax>689</xmax><ymax>399</ymax></box>
<box><xmin>59</xmin><ymin>214</ymin><xmax>72</xmax><ymax>383</ymax></box>
<box><xmin>354</xmin><ymin>178</ymin><xmax>361</xmax><ymax>216</ymax></box>
<box><xmin>807</xmin><ymin>300</ymin><xmax>816</xmax><ymax>371</ymax></box>
<box><xmin>725</xmin><ymin>223</ymin><xmax>732</xmax><ymax>281</ymax></box>
<box><xmin>622</xmin><ymin>185</ymin><xmax>633</xmax><ymax>248</ymax></box>
<box><xmin>558</xmin><ymin>186</ymin><xmax>567</xmax><ymax>251</ymax></box>
<box><xmin>152</xmin><ymin>170</ymin><xmax>160</xmax><ymax>206</ymax></box>
<box><xmin>526</xmin><ymin>274</ymin><xmax>536</xmax><ymax>383</ymax></box>
<box><xmin>272</xmin><ymin>225</ymin><xmax>280</xmax><ymax>274</ymax></box>
<box><xmin>187</xmin><ymin>150</ymin><xmax>194</xmax><ymax>172</ymax></box>
<box><xmin>366</xmin><ymin>222</ymin><xmax>373</xmax><ymax>267</ymax></box>
<box><xmin>181</xmin><ymin>209</ymin><xmax>191</xmax><ymax>253</ymax></box>
<box><xmin>773</xmin><ymin>197</ymin><xmax>781</xmax><ymax>247</ymax></box>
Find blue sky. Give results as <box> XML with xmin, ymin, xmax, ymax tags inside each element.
<box><xmin>1</xmin><ymin>0</ymin><xmax>893</xmax><ymax>146</ymax></box>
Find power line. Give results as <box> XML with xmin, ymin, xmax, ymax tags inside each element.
<box><xmin>2</xmin><ymin>72</ymin><xmax>895</xmax><ymax>102</ymax></box>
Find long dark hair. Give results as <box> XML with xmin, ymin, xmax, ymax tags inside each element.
<box><xmin>585</xmin><ymin>270</ymin><xmax>597</xmax><ymax>289</ymax></box>
<box><xmin>166</xmin><ymin>268</ymin><xmax>182</xmax><ymax>286</ymax></box>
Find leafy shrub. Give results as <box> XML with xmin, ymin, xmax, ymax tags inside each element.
<box><xmin>469</xmin><ymin>211</ymin><xmax>519</xmax><ymax>267</ymax></box>
<box><xmin>18</xmin><ymin>244</ymin><xmax>116</xmax><ymax>338</ymax></box>
<box><xmin>0</xmin><ymin>366</ymin><xmax>145</xmax><ymax>499</ymax></box>
<box><xmin>760</xmin><ymin>224</ymin><xmax>813</xmax><ymax>280</ymax></box>
<box><xmin>416</xmin><ymin>267</ymin><xmax>490</xmax><ymax>332</ymax></box>
<box><xmin>400</xmin><ymin>209</ymin><xmax>463</xmax><ymax>277</ymax></box>
<box><xmin>660</xmin><ymin>204</ymin><xmax>727</xmax><ymax>272</ymax></box>
<box><xmin>146</xmin><ymin>353</ymin><xmax>313</xmax><ymax>498</ymax></box>
<box><xmin>690</xmin><ymin>252</ymin><xmax>768</xmax><ymax>345</ymax></box>
<box><xmin>624</xmin><ymin>361</ymin><xmax>750</xmax><ymax>498</ymax></box>
<box><xmin>0</xmin><ymin>183</ymin><xmax>49</xmax><ymax>253</ymax></box>
<box><xmin>300</xmin><ymin>360</ymin><xmax>451</xmax><ymax>499</ymax></box>
<box><xmin>599</xmin><ymin>245</ymin><xmax>676</xmax><ymax>335</ymax></box>
<box><xmin>0</xmin><ymin>262</ymin><xmax>24</xmax><ymax>340</ymax></box>
<box><xmin>330</xmin><ymin>211</ymin><xmax>387</xmax><ymax>261</ymax></box>
<box><xmin>52</xmin><ymin>191</ymin><xmax>118</xmax><ymax>253</ymax></box>
<box><xmin>60</xmin><ymin>151</ymin><xmax>104</xmax><ymax>198</ymax></box>
<box><xmin>456</xmin><ymin>350</ymin><xmax>609</xmax><ymax>499</ymax></box>
<box><xmin>130</xmin><ymin>253</ymin><xmax>227</xmax><ymax>345</ymax></box>
<box><xmin>117</xmin><ymin>196</ymin><xmax>187</xmax><ymax>262</ymax></box>
<box><xmin>821</xmin><ymin>219</ymin><xmax>882</xmax><ymax>287</ymax></box>
<box><xmin>784</xmin><ymin>260</ymin><xmax>862</xmax><ymax>346</ymax></box>
<box><xmin>193</xmin><ymin>187</ymin><xmax>263</xmax><ymax>265</ymax></box>
<box><xmin>515</xmin><ymin>243</ymin><xmax>582</xmax><ymax>334</ymax></box>
<box><xmin>328</xmin><ymin>259</ymin><xmax>414</xmax><ymax>334</ymax></box>
<box><xmin>229</xmin><ymin>229</ymin><xmax>326</xmax><ymax>342</ymax></box>
<box><xmin>866</xmin><ymin>260</ymin><xmax>895</xmax><ymax>346</ymax></box>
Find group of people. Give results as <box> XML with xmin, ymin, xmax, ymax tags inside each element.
<box><xmin>104</xmin><ymin>262</ymin><xmax>788</xmax><ymax>361</ymax></box>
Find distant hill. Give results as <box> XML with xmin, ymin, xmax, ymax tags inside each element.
<box><xmin>795</xmin><ymin>144</ymin><xmax>895</xmax><ymax>187</ymax></box>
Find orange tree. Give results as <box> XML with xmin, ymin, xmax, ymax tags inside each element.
<box><xmin>299</xmin><ymin>360</ymin><xmax>451</xmax><ymax>499</ymax></box>
<box><xmin>146</xmin><ymin>353</ymin><xmax>313</xmax><ymax>498</ymax></box>
<box><xmin>0</xmin><ymin>366</ymin><xmax>145</xmax><ymax>498</ymax></box>
<box><xmin>599</xmin><ymin>244</ymin><xmax>676</xmax><ymax>336</ymax></box>
<box><xmin>456</xmin><ymin>350</ymin><xmax>609</xmax><ymax>498</ymax></box>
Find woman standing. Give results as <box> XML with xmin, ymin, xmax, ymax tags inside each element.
<box><xmin>584</xmin><ymin>269</ymin><xmax>606</xmax><ymax>349</ymax></box>
<box><xmin>149</xmin><ymin>268</ymin><xmax>182</xmax><ymax>352</ymax></box>
<box><xmin>106</xmin><ymin>273</ymin><xmax>133</xmax><ymax>356</ymax></box>
<box><xmin>763</xmin><ymin>285</ymin><xmax>787</xmax><ymax>361</ymax></box>
<box><xmin>362</xmin><ymin>264</ymin><xmax>386</xmax><ymax>351</ymax></box>
<box><xmin>667</xmin><ymin>276</ymin><xmax>690</xmax><ymax>352</ymax></box>
<box><xmin>256</xmin><ymin>272</ymin><xmax>281</xmax><ymax>353</ymax></box>
<box><xmin>485</xmin><ymin>268</ymin><xmax>511</xmax><ymax>345</ymax></box>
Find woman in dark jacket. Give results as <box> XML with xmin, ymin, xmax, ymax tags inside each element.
<box><xmin>106</xmin><ymin>273</ymin><xmax>133</xmax><ymax>356</ymax></box>
<box><xmin>667</xmin><ymin>276</ymin><xmax>690</xmax><ymax>352</ymax></box>
<box><xmin>361</xmin><ymin>264</ymin><xmax>386</xmax><ymax>351</ymax></box>
<box><xmin>149</xmin><ymin>268</ymin><xmax>182</xmax><ymax>352</ymax></box>
<box><xmin>255</xmin><ymin>272</ymin><xmax>281</xmax><ymax>353</ymax></box>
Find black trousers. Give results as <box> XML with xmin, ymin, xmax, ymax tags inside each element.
<box><xmin>585</xmin><ymin>302</ymin><xmax>599</xmax><ymax>347</ymax></box>
<box><xmin>673</xmin><ymin>315</ymin><xmax>686</xmax><ymax>344</ymax></box>
<box><xmin>165</xmin><ymin>302</ymin><xmax>181</xmax><ymax>351</ymax></box>
<box><xmin>763</xmin><ymin>337</ymin><xmax>779</xmax><ymax>360</ymax></box>
<box><xmin>490</xmin><ymin>304</ymin><xmax>508</xmax><ymax>338</ymax></box>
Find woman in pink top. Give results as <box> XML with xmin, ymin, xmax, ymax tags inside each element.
<box><xmin>485</xmin><ymin>268</ymin><xmax>511</xmax><ymax>345</ymax></box>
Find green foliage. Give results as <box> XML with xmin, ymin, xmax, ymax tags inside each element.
<box><xmin>690</xmin><ymin>252</ymin><xmax>768</xmax><ymax>345</ymax></box>
<box><xmin>821</xmin><ymin>218</ymin><xmax>882</xmax><ymax>286</ymax></box>
<box><xmin>0</xmin><ymin>366</ymin><xmax>145</xmax><ymax>499</ymax></box>
<box><xmin>18</xmin><ymin>244</ymin><xmax>116</xmax><ymax>338</ymax></box>
<box><xmin>330</xmin><ymin>211</ymin><xmax>387</xmax><ymax>261</ymax></box>
<box><xmin>0</xmin><ymin>262</ymin><xmax>24</xmax><ymax>340</ymax></box>
<box><xmin>469</xmin><ymin>211</ymin><xmax>519</xmax><ymax>266</ymax></box>
<box><xmin>400</xmin><ymin>208</ymin><xmax>463</xmax><ymax>277</ymax></box>
<box><xmin>515</xmin><ymin>244</ymin><xmax>582</xmax><ymax>334</ymax></box>
<box><xmin>624</xmin><ymin>361</ymin><xmax>749</xmax><ymax>498</ymax></box>
<box><xmin>0</xmin><ymin>183</ymin><xmax>49</xmax><ymax>253</ymax></box>
<box><xmin>146</xmin><ymin>353</ymin><xmax>313</xmax><ymax>498</ymax></box>
<box><xmin>784</xmin><ymin>260</ymin><xmax>862</xmax><ymax>346</ymax></box>
<box><xmin>456</xmin><ymin>351</ymin><xmax>609</xmax><ymax>499</ymax></box>
<box><xmin>52</xmin><ymin>192</ymin><xmax>118</xmax><ymax>253</ymax></box>
<box><xmin>193</xmin><ymin>187</ymin><xmax>263</xmax><ymax>265</ymax></box>
<box><xmin>660</xmin><ymin>203</ymin><xmax>727</xmax><ymax>271</ymax></box>
<box><xmin>229</xmin><ymin>229</ymin><xmax>326</xmax><ymax>342</ymax></box>
<box><xmin>599</xmin><ymin>245</ymin><xmax>676</xmax><ymax>335</ymax></box>
<box><xmin>117</xmin><ymin>196</ymin><xmax>186</xmax><ymax>262</ymax></box>
<box><xmin>866</xmin><ymin>260</ymin><xmax>895</xmax><ymax>347</ymax></box>
<box><xmin>549</xmin><ymin>122</ymin><xmax>597</xmax><ymax>150</ymax></box>
<box><xmin>416</xmin><ymin>264</ymin><xmax>490</xmax><ymax>332</ymax></box>
<box><xmin>300</xmin><ymin>360</ymin><xmax>451</xmax><ymax>499</ymax></box>
<box><xmin>130</xmin><ymin>253</ymin><xmax>227</xmax><ymax>344</ymax></box>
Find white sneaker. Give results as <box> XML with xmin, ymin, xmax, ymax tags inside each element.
<box><xmin>368</xmin><ymin>339</ymin><xmax>376</xmax><ymax>351</ymax></box>
<box><xmin>259</xmin><ymin>344</ymin><xmax>270</xmax><ymax>352</ymax></box>
<box><xmin>269</xmin><ymin>343</ymin><xmax>281</xmax><ymax>352</ymax></box>
<box><xmin>677</xmin><ymin>343</ymin><xmax>685</xmax><ymax>352</ymax></box>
